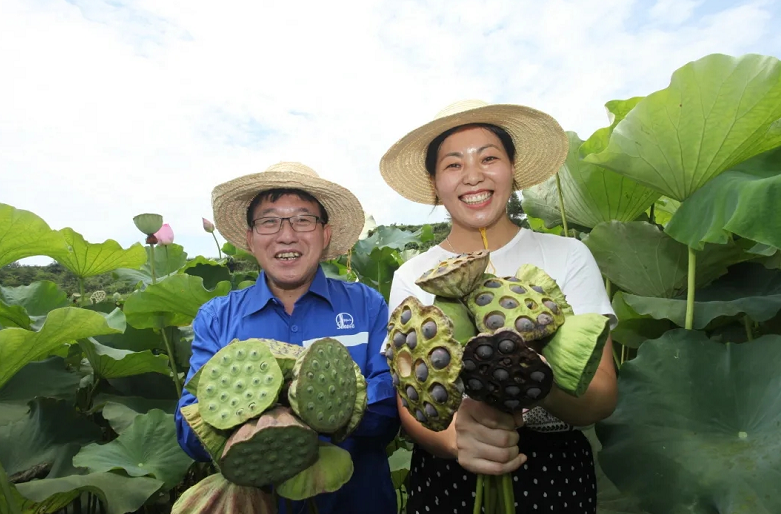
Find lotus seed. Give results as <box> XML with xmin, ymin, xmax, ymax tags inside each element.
<box><xmin>307</xmin><ymin>385</ymin><xmax>314</xmax><ymax>394</ymax></box>
<box><xmin>406</xmin><ymin>385</ymin><xmax>419</xmax><ymax>401</ymax></box>
<box><xmin>463</xmin><ymin>359</ymin><xmax>476</xmax><ymax>371</ymax></box>
<box><xmin>265</xmin><ymin>375</ymin><xmax>274</xmax><ymax>383</ymax></box>
<box><xmin>499</xmin><ymin>297</ymin><xmax>519</xmax><ymax>309</ymax></box>
<box><xmin>312</xmin><ymin>361</ymin><xmax>320</xmax><ymax>370</ymax></box>
<box><xmin>230</xmin><ymin>398</ymin><xmax>239</xmax><ymax>407</ymax></box>
<box><xmin>401</xmin><ymin>398</ymin><xmax>408</xmax><ymax>408</ymax></box>
<box><xmin>230</xmin><ymin>365</ymin><xmax>239</xmax><ymax>374</ymax></box>
<box><xmin>430</xmin><ymin>348</ymin><xmax>451</xmax><ymax>369</ymax></box>
<box><xmin>498</xmin><ymin>339</ymin><xmax>515</xmax><ymax>353</ymax></box>
<box><xmin>485</xmin><ymin>312</ymin><xmax>506</xmax><ymax>330</ymax></box>
<box><xmin>526</xmin><ymin>387</ymin><xmax>542</xmax><ymax>399</ymax></box>
<box><xmin>307</xmin><ymin>402</ymin><xmax>315</xmax><ymax>411</ymax></box>
<box><xmin>515</xmin><ymin>317</ymin><xmax>535</xmax><ymax>332</ymax></box>
<box><xmin>537</xmin><ymin>313</ymin><xmax>553</xmax><ymax>325</ymax></box>
<box><xmin>475</xmin><ymin>293</ymin><xmax>493</xmax><ymax>306</ymax></box>
<box><xmin>406</xmin><ymin>331</ymin><xmax>418</xmax><ymax>349</ymax></box>
<box><xmin>253</xmin><ymin>378</ymin><xmax>261</xmax><ymax>385</ymax></box>
<box><xmin>318</xmin><ymin>392</ymin><xmax>325</xmax><ymax>401</ymax></box>
<box><xmin>415</xmin><ymin>361</ymin><xmax>429</xmax><ymax>382</ymax></box>
<box><xmin>245</xmin><ymin>364</ymin><xmax>254</xmax><ymax>373</ymax></box>
<box><xmin>468</xmin><ymin>379</ymin><xmax>483</xmax><ymax>391</ymax></box>
<box><xmin>421</xmin><ymin>320</ymin><xmax>438</xmax><ymax>339</ymax></box>
<box><xmin>401</xmin><ymin>308</ymin><xmax>412</xmax><ymax>324</ymax></box>
<box><xmin>510</xmin><ymin>285</ymin><xmax>526</xmax><ymax>294</ymax></box>
<box><xmin>531</xmin><ymin>371</ymin><xmax>546</xmax><ymax>382</ymax></box>
<box><xmin>393</xmin><ymin>331</ymin><xmax>406</xmax><ymax>347</ymax></box>
<box><xmin>484</xmin><ymin>280</ymin><xmax>501</xmax><ymax>288</ymax></box>
<box><xmin>424</xmin><ymin>403</ymin><xmax>438</xmax><ymax>418</ymax></box>
<box><xmin>210</xmin><ymin>369</ymin><xmax>219</xmax><ymax>377</ymax></box>
<box><xmin>208</xmin><ymin>403</ymin><xmax>217</xmax><ymax>411</ymax></box>
<box><xmin>430</xmin><ymin>384</ymin><xmax>448</xmax><ymax>403</ymax></box>
<box><xmin>329</xmin><ymin>385</ymin><xmax>336</xmax><ymax>395</ymax></box>
<box><xmin>415</xmin><ymin>410</ymin><xmax>427</xmax><ymax>423</ymax></box>
<box><xmin>532</xmin><ymin>285</ymin><xmax>545</xmax><ymax>294</ymax></box>
<box><xmin>506</xmin><ymin>276</ymin><xmax>520</xmax><ymax>282</ymax></box>
<box><xmin>525</xmin><ymin>300</ymin><xmax>537</xmax><ymax>309</ymax></box>
<box><xmin>543</xmin><ymin>300</ymin><xmax>559</xmax><ymax>313</ymax></box>
<box><xmin>392</xmin><ymin>373</ymin><xmax>399</xmax><ymax>386</ymax></box>
<box><xmin>476</xmin><ymin>345</ymin><xmax>494</xmax><ymax>359</ymax></box>
<box><xmin>505</xmin><ymin>386</ymin><xmax>521</xmax><ymax>396</ymax></box>
<box><xmin>493</xmin><ymin>368</ymin><xmax>510</xmax><ymax>381</ymax></box>
<box><xmin>504</xmin><ymin>400</ymin><xmax>520</xmax><ymax>410</ymax></box>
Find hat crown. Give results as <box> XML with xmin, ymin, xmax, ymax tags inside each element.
<box><xmin>434</xmin><ymin>99</ymin><xmax>489</xmax><ymax>120</ymax></box>
<box><xmin>264</xmin><ymin>161</ymin><xmax>319</xmax><ymax>178</ymax></box>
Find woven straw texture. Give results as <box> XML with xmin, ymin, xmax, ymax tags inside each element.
<box><xmin>211</xmin><ymin>162</ymin><xmax>364</xmax><ymax>260</ymax></box>
<box><xmin>379</xmin><ymin>100</ymin><xmax>569</xmax><ymax>205</ymax></box>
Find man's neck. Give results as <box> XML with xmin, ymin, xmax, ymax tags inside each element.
<box><xmin>266</xmin><ymin>273</ymin><xmax>317</xmax><ymax>315</ymax></box>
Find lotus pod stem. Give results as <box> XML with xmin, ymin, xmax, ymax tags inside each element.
<box><xmin>198</xmin><ymin>340</ymin><xmax>284</xmax><ymax>430</ymax></box>
<box><xmin>171</xmin><ymin>472</ymin><xmax>277</xmax><ymax>514</ymax></box>
<box><xmin>433</xmin><ymin>296</ymin><xmax>477</xmax><ymax>345</ymax></box>
<box><xmin>330</xmin><ymin>361</ymin><xmax>368</xmax><ymax>443</ymax></box>
<box><xmin>415</xmin><ymin>250</ymin><xmax>490</xmax><ymax>298</ymax></box>
<box><xmin>288</xmin><ymin>338</ymin><xmax>358</xmax><ymax>433</ymax></box>
<box><xmin>461</xmin><ymin>329</ymin><xmax>554</xmax><ymax>412</ymax></box>
<box><xmin>220</xmin><ymin>406</ymin><xmax>319</xmax><ymax>488</ymax></box>
<box><xmin>384</xmin><ymin>296</ymin><xmax>464</xmax><ymax>431</ymax></box>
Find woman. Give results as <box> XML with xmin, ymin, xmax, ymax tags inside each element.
<box><xmin>379</xmin><ymin>100</ymin><xmax>618</xmax><ymax>513</ymax></box>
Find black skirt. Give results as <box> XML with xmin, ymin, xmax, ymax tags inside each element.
<box><xmin>406</xmin><ymin>427</ymin><xmax>596</xmax><ymax>513</ymax></box>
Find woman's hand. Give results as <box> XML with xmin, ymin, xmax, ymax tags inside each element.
<box><xmin>454</xmin><ymin>397</ymin><xmax>527</xmax><ymax>475</ymax></box>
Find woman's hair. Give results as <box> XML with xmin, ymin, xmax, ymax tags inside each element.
<box><xmin>424</xmin><ymin>123</ymin><xmax>516</xmax><ymax>177</ymax></box>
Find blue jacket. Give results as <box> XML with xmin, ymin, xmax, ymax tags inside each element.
<box><xmin>175</xmin><ymin>267</ymin><xmax>400</xmax><ymax>514</ymax></box>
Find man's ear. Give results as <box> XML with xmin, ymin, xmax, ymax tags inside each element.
<box><xmin>322</xmin><ymin>223</ymin><xmax>332</xmax><ymax>252</ymax></box>
<box><xmin>245</xmin><ymin>228</ymin><xmax>253</xmax><ymax>252</ymax></box>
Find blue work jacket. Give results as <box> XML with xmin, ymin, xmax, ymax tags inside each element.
<box><xmin>175</xmin><ymin>266</ymin><xmax>400</xmax><ymax>514</ymax></box>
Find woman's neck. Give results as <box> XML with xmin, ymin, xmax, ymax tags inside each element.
<box><xmin>444</xmin><ymin>216</ymin><xmax>521</xmax><ymax>254</ymax></box>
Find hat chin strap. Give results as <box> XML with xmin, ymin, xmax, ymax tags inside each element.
<box><xmin>478</xmin><ymin>227</ymin><xmax>497</xmax><ymax>275</ymax></box>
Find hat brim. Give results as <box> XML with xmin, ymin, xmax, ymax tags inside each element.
<box><xmin>212</xmin><ymin>172</ymin><xmax>364</xmax><ymax>261</ymax></box>
<box><xmin>379</xmin><ymin>104</ymin><xmax>569</xmax><ymax>205</ymax></box>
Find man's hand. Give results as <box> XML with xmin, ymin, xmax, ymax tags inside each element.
<box><xmin>454</xmin><ymin>397</ymin><xmax>527</xmax><ymax>475</ymax></box>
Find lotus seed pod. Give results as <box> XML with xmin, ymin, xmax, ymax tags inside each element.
<box><xmin>542</xmin><ymin>313</ymin><xmax>611</xmax><ymax>397</ymax></box>
<box><xmin>288</xmin><ymin>338</ymin><xmax>357</xmax><ymax>433</ymax></box>
<box><xmin>180</xmin><ymin>403</ymin><xmax>229</xmax><ymax>464</ymax></box>
<box><xmin>241</xmin><ymin>338</ymin><xmax>306</xmax><ymax>380</ymax></box>
<box><xmin>466</xmin><ymin>275</ymin><xmax>566</xmax><ymax>342</ymax></box>
<box><xmin>133</xmin><ymin>213</ymin><xmax>164</xmax><ymax>236</ymax></box>
<box><xmin>276</xmin><ymin>441</ymin><xmax>354</xmax><ymax>501</ymax></box>
<box><xmin>171</xmin><ymin>473</ymin><xmax>276</xmax><ymax>514</ymax></box>
<box><xmin>461</xmin><ymin>328</ymin><xmax>554</xmax><ymax>412</ymax></box>
<box><xmin>414</xmin><ymin>250</ymin><xmax>491</xmax><ymax>298</ymax></box>
<box><xmin>330</xmin><ymin>361</ymin><xmax>368</xmax><ymax>443</ymax></box>
<box><xmin>384</xmin><ymin>296</ymin><xmax>464</xmax><ymax>431</ymax></box>
<box><xmin>433</xmin><ymin>296</ymin><xmax>477</xmax><ymax>345</ymax></box>
<box><xmin>185</xmin><ymin>367</ymin><xmax>204</xmax><ymax>398</ymax></box>
<box><xmin>514</xmin><ymin>264</ymin><xmax>574</xmax><ymax>316</ymax></box>
<box><xmin>219</xmin><ymin>405</ymin><xmax>319</xmax><ymax>488</ymax></box>
<box><xmin>197</xmin><ymin>340</ymin><xmax>284</xmax><ymax>430</ymax></box>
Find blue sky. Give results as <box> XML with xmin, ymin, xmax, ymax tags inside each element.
<box><xmin>1</xmin><ymin>0</ymin><xmax>780</xmax><ymax>264</ymax></box>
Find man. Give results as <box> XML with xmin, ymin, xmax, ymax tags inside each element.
<box><xmin>175</xmin><ymin>162</ymin><xmax>399</xmax><ymax>514</ymax></box>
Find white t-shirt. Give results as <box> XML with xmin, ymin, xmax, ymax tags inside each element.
<box><xmin>388</xmin><ymin>228</ymin><xmax>617</xmax><ymax>432</ymax></box>
<box><xmin>389</xmin><ymin>228</ymin><xmax>617</xmax><ymax>329</ymax></box>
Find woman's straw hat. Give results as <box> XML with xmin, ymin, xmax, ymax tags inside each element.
<box><xmin>212</xmin><ymin>162</ymin><xmax>364</xmax><ymax>260</ymax></box>
<box><xmin>379</xmin><ymin>100</ymin><xmax>569</xmax><ymax>205</ymax></box>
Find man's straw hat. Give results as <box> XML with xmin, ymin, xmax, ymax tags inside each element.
<box><xmin>212</xmin><ymin>162</ymin><xmax>364</xmax><ymax>260</ymax></box>
<box><xmin>379</xmin><ymin>100</ymin><xmax>569</xmax><ymax>204</ymax></box>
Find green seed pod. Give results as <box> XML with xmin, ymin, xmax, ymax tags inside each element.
<box><xmin>198</xmin><ymin>340</ymin><xmax>284</xmax><ymax>430</ymax></box>
<box><xmin>180</xmin><ymin>403</ymin><xmax>229</xmax><ymax>464</ymax></box>
<box><xmin>330</xmin><ymin>361</ymin><xmax>368</xmax><ymax>443</ymax></box>
<box><xmin>384</xmin><ymin>296</ymin><xmax>464</xmax><ymax>432</ymax></box>
<box><xmin>514</xmin><ymin>264</ymin><xmax>574</xmax><ymax>316</ymax></box>
<box><xmin>219</xmin><ymin>406</ymin><xmax>319</xmax><ymax>488</ymax></box>
<box><xmin>542</xmin><ymin>313</ymin><xmax>611</xmax><ymax>397</ymax></box>
<box><xmin>171</xmin><ymin>473</ymin><xmax>276</xmax><ymax>514</ymax></box>
<box><xmin>288</xmin><ymin>338</ymin><xmax>358</xmax><ymax>433</ymax></box>
<box><xmin>132</xmin><ymin>213</ymin><xmax>163</xmax><ymax>236</ymax></box>
<box><xmin>432</xmin><ymin>296</ymin><xmax>477</xmax><ymax>345</ymax></box>
<box><xmin>461</xmin><ymin>328</ymin><xmax>554</xmax><ymax>412</ymax></box>
<box><xmin>235</xmin><ymin>338</ymin><xmax>306</xmax><ymax>380</ymax></box>
<box><xmin>466</xmin><ymin>275</ymin><xmax>566</xmax><ymax>341</ymax></box>
<box><xmin>414</xmin><ymin>250</ymin><xmax>491</xmax><ymax>298</ymax></box>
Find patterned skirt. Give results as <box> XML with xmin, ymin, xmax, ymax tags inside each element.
<box><xmin>405</xmin><ymin>426</ymin><xmax>596</xmax><ymax>514</ymax></box>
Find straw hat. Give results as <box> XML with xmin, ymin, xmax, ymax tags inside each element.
<box><xmin>379</xmin><ymin>100</ymin><xmax>569</xmax><ymax>205</ymax></box>
<box><xmin>212</xmin><ymin>162</ymin><xmax>365</xmax><ymax>260</ymax></box>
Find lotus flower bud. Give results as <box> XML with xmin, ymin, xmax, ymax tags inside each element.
<box><xmin>202</xmin><ymin>218</ymin><xmax>215</xmax><ymax>233</ymax></box>
<box><xmin>154</xmin><ymin>224</ymin><xmax>175</xmax><ymax>245</ymax></box>
<box><xmin>133</xmin><ymin>213</ymin><xmax>164</xmax><ymax>236</ymax></box>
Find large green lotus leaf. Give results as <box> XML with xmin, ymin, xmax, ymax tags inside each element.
<box><xmin>91</xmin><ymin>394</ymin><xmax>177</xmax><ymax>435</ymax></box>
<box><xmin>180</xmin><ymin>256</ymin><xmax>231</xmax><ymax>290</ymax></box>
<box><xmin>0</xmin><ymin>398</ymin><xmax>101</xmax><ymax>477</ymax></box>
<box><xmin>221</xmin><ymin>241</ymin><xmax>259</xmax><ymax>265</ymax></box>
<box><xmin>354</xmin><ymin>225</ymin><xmax>433</xmax><ymax>254</ymax></box>
<box><xmin>0</xmin><ymin>307</ymin><xmax>125</xmax><ymax>390</ymax></box>
<box><xmin>112</xmin><ymin>243</ymin><xmax>188</xmax><ymax>288</ymax></box>
<box><xmin>15</xmin><ymin>473</ymin><xmax>163</xmax><ymax>514</ymax></box>
<box><xmin>609</xmin><ymin>292</ymin><xmax>674</xmax><ymax>349</ymax></box>
<box><xmin>0</xmin><ymin>357</ymin><xmax>82</xmax><ymax>426</ymax></box>
<box><xmin>585</xmin><ymin>53</ymin><xmax>781</xmax><ymax>202</ymax></box>
<box><xmin>621</xmin><ymin>261</ymin><xmax>781</xmax><ymax>329</ymax></box>
<box><xmin>582</xmin><ymin>221</ymin><xmax>747</xmax><ymax>297</ymax></box>
<box><xmin>0</xmin><ymin>204</ymin><xmax>67</xmax><ymax>268</ymax></box>
<box><xmin>350</xmin><ymin>246</ymin><xmax>403</xmax><ymax>301</ymax></box>
<box><xmin>93</xmin><ymin>324</ymin><xmax>162</xmax><ymax>353</ymax></box>
<box><xmin>648</xmin><ymin>197</ymin><xmax>681</xmax><ymax>228</ymax></box>
<box><xmin>47</xmin><ymin>228</ymin><xmax>147</xmax><ymax>279</ymax></box>
<box><xmin>78</xmin><ymin>338</ymin><xmax>171</xmax><ymax>380</ymax></box>
<box><xmin>276</xmin><ymin>441</ymin><xmax>354</xmax><ymax>500</ymax></box>
<box><xmin>665</xmin><ymin>147</ymin><xmax>781</xmax><ymax>250</ymax></box>
<box><xmin>0</xmin><ymin>281</ymin><xmax>69</xmax><ymax>330</ymax></box>
<box><xmin>122</xmin><ymin>274</ymin><xmax>231</xmax><ymax>329</ymax></box>
<box><xmin>596</xmin><ymin>329</ymin><xmax>781</xmax><ymax>514</ymax></box>
<box><xmin>72</xmin><ymin>409</ymin><xmax>192</xmax><ymax>489</ymax></box>
<box><xmin>523</xmin><ymin>131</ymin><xmax>660</xmax><ymax>229</ymax></box>
<box><xmin>579</xmin><ymin>97</ymin><xmax>645</xmax><ymax>156</ymax></box>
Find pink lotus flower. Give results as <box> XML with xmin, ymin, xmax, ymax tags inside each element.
<box><xmin>202</xmin><ymin>218</ymin><xmax>215</xmax><ymax>233</ymax></box>
<box><xmin>154</xmin><ymin>223</ymin><xmax>175</xmax><ymax>245</ymax></box>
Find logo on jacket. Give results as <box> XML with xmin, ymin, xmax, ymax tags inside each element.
<box><xmin>335</xmin><ymin>312</ymin><xmax>354</xmax><ymax>330</ymax></box>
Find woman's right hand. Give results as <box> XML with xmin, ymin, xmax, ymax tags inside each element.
<box><xmin>454</xmin><ymin>397</ymin><xmax>527</xmax><ymax>475</ymax></box>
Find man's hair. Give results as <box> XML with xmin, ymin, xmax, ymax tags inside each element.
<box><xmin>246</xmin><ymin>188</ymin><xmax>329</xmax><ymax>227</ymax></box>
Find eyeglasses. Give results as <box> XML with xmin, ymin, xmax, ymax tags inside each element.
<box><xmin>251</xmin><ymin>214</ymin><xmax>324</xmax><ymax>235</ymax></box>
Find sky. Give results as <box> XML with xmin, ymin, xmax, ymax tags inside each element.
<box><xmin>2</xmin><ymin>0</ymin><xmax>780</xmax><ymax>265</ymax></box>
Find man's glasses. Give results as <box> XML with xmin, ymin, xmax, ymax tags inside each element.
<box><xmin>251</xmin><ymin>214</ymin><xmax>324</xmax><ymax>235</ymax></box>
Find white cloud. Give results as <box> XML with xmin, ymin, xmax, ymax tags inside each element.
<box><xmin>1</xmin><ymin>0</ymin><xmax>779</xmax><ymax>264</ymax></box>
